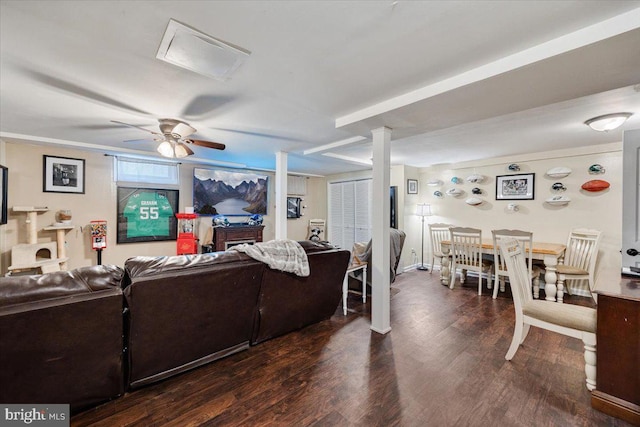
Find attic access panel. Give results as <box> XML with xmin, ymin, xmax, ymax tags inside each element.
<box><xmin>156</xmin><ymin>19</ymin><xmax>250</xmax><ymax>81</ymax></box>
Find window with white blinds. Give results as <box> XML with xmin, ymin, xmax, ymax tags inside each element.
<box><xmin>328</xmin><ymin>179</ymin><xmax>372</xmax><ymax>250</ymax></box>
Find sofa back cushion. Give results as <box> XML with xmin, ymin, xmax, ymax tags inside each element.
<box><xmin>123</xmin><ymin>252</ymin><xmax>264</xmax><ymax>388</ymax></box>
<box><xmin>252</xmin><ymin>244</ymin><xmax>350</xmax><ymax>344</ymax></box>
<box><xmin>0</xmin><ymin>265</ymin><xmax>125</xmax><ymax>412</ymax></box>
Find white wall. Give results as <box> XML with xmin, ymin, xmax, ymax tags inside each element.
<box><xmin>0</xmin><ymin>140</ymin><xmax>324</xmax><ymax>273</ymax></box>
<box><xmin>418</xmin><ymin>142</ymin><xmax>623</xmax><ymax>295</ymax></box>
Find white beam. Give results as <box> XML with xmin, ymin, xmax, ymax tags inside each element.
<box><xmin>321</xmin><ymin>152</ymin><xmax>372</xmax><ymax>166</ymax></box>
<box><xmin>336</xmin><ymin>8</ymin><xmax>640</xmax><ymax>128</ymax></box>
<box><xmin>370</xmin><ymin>127</ymin><xmax>391</xmax><ymax>334</ymax></box>
<box><xmin>275</xmin><ymin>151</ymin><xmax>288</xmax><ymax>240</ymax></box>
<box><xmin>303</xmin><ymin>135</ymin><xmax>367</xmax><ymax>155</ymax></box>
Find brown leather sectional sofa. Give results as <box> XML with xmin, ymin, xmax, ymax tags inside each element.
<box><xmin>0</xmin><ymin>241</ymin><xmax>349</xmax><ymax>412</ymax></box>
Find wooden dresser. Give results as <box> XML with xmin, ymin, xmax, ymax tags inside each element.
<box><xmin>591</xmin><ymin>277</ymin><xmax>640</xmax><ymax>425</ymax></box>
<box><xmin>212</xmin><ymin>225</ymin><xmax>264</xmax><ymax>252</ymax></box>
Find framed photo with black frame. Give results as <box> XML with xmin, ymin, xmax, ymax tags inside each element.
<box><xmin>407</xmin><ymin>179</ymin><xmax>418</xmax><ymax>194</ymax></box>
<box><xmin>496</xmin><ymin>173</ymin><xmax>535</xmax><ymax>200</ymax></box>
<box><xmin>0</xmin><ymin>165</ymin><xmax>7</xmax><ymax>225</ymax></box>
<box><xmin>117</xmin><ymin>187</ymin><xmax>179</xmax><ymax>243</ymax></box>
<box><xmin>43</xmin><ymin>155</ymin><xmax>85</xmax><ymax>194</ymax></box>
<box><xmin>287</xmin><ymin>197</ymin><xmax>301</xmax><ymax>218</ymax></box>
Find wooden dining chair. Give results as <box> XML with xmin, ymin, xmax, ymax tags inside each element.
<box><xmin>500</xmin><ymin>238</ymin><xmax>596</xmax><ymax>390</ymax></box>
<box><xmin>491</xmin><ymin>229</ymin><xmax>540</xmax><ymax>299</ymax></box>
<box><xmin>449</xmin><ymin>227</ymin><xmax>492</xmax><ymax>295</ymax></box>
<box><xmin>556</xmin><ymin>228</ymin><xmax>602</xmax><ymax>303</ymax></box>
<box><xmin>428</xmin><ymin>223</ymin><xmax>453</xmax><ymax>274</ymax></box>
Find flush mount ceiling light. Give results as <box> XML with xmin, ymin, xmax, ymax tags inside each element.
<box><xmin>584</xmin><ymin>113</ymin><xmax>633</xmax><ymax>132</ymax></box>
<box><xmin>156</xmin><ymin>19</ymin><xmax>250</xmax><ymax>81</ymax></box>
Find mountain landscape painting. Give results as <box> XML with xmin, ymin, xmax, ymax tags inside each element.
<box><xmin>193</xmin><ymin>168</ymin><xmax>268</xmax><ymax>216</ymax></box>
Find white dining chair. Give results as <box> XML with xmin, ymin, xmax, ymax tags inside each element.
<box><xmin>491</xmin><ymin>229</ymin><xmax>540</xmax><ymax>299</ymax></box>
<box><xmin>449</xmin><ymin>227</ymin><xmax>492</xmax><ymax>295</ymax></box>
<box><xmin>556</xmin><ymin>228</ymin><xmax>602</xmax><ymax>302</ymax></box>
<box><xmin>500</xmin><ymin>238</ymin><xmax>596</xmax><ymax>390</ymax></box>
<box><xmin>428</xmin><ymin>223</ymin><xmax>453</xmax><ymax>274</ymax></box>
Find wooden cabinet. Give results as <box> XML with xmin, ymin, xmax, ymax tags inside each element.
<box><xmin>213</xmin><ymin>225</ymin><xmax>264</xmax><ymax>252</ymax></box>
<box><xmin>591</xmin><ymin>279</ymin><xmax>640</xmax><ymax>425</ymax></box>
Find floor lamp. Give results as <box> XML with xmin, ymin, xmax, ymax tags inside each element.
<box><xmin>416</xmin><ymin>203</ymin><xmax>432</xmax><ymax>271</ymax></box>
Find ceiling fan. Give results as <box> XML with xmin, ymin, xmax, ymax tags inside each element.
<box><xmin>112</xmin><ymin>118</ymin><xmax>225</xmax><ymax>158</ymax></box>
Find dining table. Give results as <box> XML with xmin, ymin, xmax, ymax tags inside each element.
<box><xmin>440</xmin><ymin>239</ymin><xmax>567</xmax><ymax>302</ymax></box>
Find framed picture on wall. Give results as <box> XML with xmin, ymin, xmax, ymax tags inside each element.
<box><xmin>407</xmin><ymin>179</ymin><xmax>418</xmax><ymax>194</ymax></box>
<box><xmin>496</xmin><ymin>173</ymin><xmax>535</xmax><ymax>200</ymax></box>
<box><xmin>43</xmin><ymin>155</ymin><xmax>85</xmax><ymax>194</ymax></box>
<box><xmin>0</xmin><ymin>165</ymin><xmax>7</xmax><ymax>225</ymax></box>
<box><xmin>287</xmin><ymin>197</ymin><xmax>301</xmax><ymax>218</ymax></box>
<box><xmin>117</xmin><ymin>187</ymin><xmax>179</xmax><ymax>243</ymax></box>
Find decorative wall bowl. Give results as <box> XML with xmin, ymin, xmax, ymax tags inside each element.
<box><xmin>546</xmin><ymin>167</ymin><xmax>572</xmax><ymax>178</ymax></box>
<box><xmin>581</xmin><ymin>179</ymin><xmax>610</xmax><ymax>192</ymax></box>
<box><xmin>545</xmin><ymin>195</ymin><xmax>571</xmax><ymax>206</ymax></box>
<box><xmin>465</xmin><ymin>197</ymin><xmax>483</xmax><ymax>206</ymax></box>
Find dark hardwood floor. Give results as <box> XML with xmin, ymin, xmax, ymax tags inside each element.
<box><xmin>72</xmin><ymin>270</ymin><xmax>631</xmax><ymax>426</ymax></box>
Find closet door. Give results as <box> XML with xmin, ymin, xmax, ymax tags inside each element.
<box><xmin>328</xmin><ymin>179</ymin><xmax>372</xmax><ymax>250</ymax></box>
<box><xmin>354</xmin><ymin>179</ymin><xmax>372</xmax><ymax>244</ymax></box>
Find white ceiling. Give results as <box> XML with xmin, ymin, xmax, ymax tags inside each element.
<box><xmin>1</xmin><ymin>1</ymin><xmax>640</xmax><ymax>175</ymax></box>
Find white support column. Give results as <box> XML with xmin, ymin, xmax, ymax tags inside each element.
<box><xmin>275</xmin><ymin>151</ymin><xmax>288</xmax><ymax>240</ymax></box>
<box><xmin>370</xmin><ymin>127</ymin><xmax>391</xmax><ymax>334</ymax></box>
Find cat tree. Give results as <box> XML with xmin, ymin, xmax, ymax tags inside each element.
<box><xmin>7</xmin><ymin>206</ymin><xmax>73</xmax><ymax>274</ymax></box>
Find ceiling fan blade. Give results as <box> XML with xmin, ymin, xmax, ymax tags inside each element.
<box><xmin>111</xmin><ymin>120</ymin><xmax>162</xmax><ymax>136</ymax></box>
<box><xmin>187</xmin><ymin>139</ymin><xmax>226</xmax><ymax>150</ymax></box>
<box><xmin>123</xmin><ymin>138</ymin><xmax>154</xmax><ymax>143</ymax></box>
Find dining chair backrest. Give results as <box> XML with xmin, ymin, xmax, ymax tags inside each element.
<box><xmin>499</xmin><ymin>238</ymin><xmax>534</xmax><ymax>311</ymax></box>
<box><xmin>564</xmin><ymin>228</ymin><xmax>602</xmax><ymax>278</ymax></box>
<box><xmin>429</xmin><ymin>223</ymin><xmax>453</xmax><ymax>257</ymax></box>
<box><xmin>492</xmin><ymin>229</ymin><xmax>533</xmax><ymax>279</ymax></box>
<box><xmin>449</xmin><ymin>227</ymin><xmax>483</xmax><ymax>267</ymax></box>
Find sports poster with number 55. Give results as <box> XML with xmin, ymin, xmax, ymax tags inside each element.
<box><xmin>117</xmin><ymin>187</ymin><xmax>179</xmax><ymax>243</ymax></box>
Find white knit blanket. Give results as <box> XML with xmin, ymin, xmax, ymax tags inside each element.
<box><xmin>229</xmin><ymin>239</ymin><xmax>310</xmax><ymax>277</ymax></box>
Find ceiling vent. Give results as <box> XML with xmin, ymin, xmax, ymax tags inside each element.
<box><xmin>156</xmin><ymin>19</ymin><xmax>250</xmax><ymax>81</ymax></box>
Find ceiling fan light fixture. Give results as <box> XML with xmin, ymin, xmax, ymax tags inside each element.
<box><xmin>157</xmin><ymin>141</ymin><xmax>175</xmax><ymax>157</ymax></box>
<box><xmin>174</xmin><ymin>143</ymin><xmax>190</xmax><ymax>158</ymax></box>
<box><xmin>584</xmin><ymin>112</ymin><xmax>633</xmax><ymax>132</ymax></box>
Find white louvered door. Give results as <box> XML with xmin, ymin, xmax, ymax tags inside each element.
<box><xmin>328</xmin><ymin>179</ymin><xmax>372</xmax><ymax>250</ymax></box>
